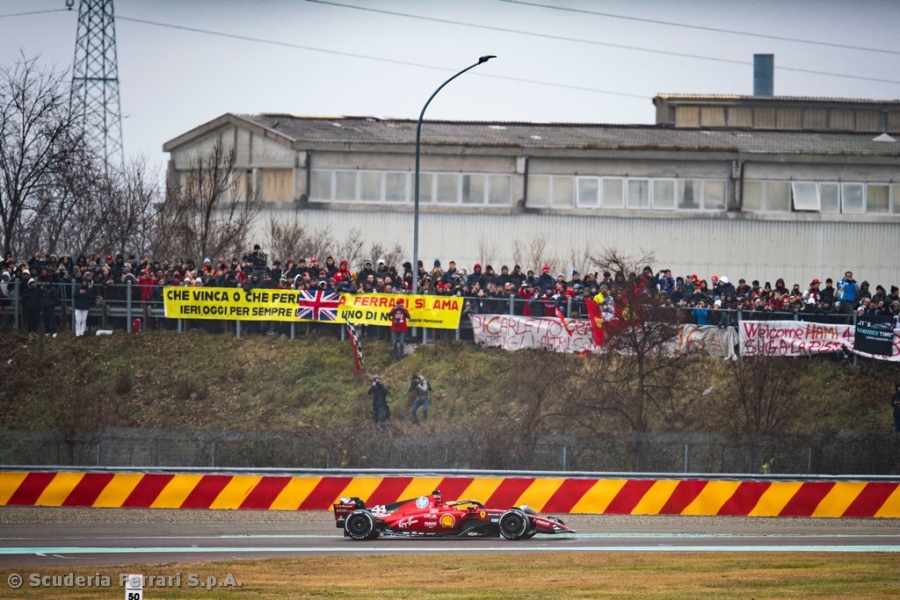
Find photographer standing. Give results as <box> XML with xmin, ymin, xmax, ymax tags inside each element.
<box><xmin>837</xmin><ymin>271</ymin><xmax>857</xmax><ymax>314</ymax></box>
<box><xmin>409</xmin><ymin>373</ymin><xmax>430</xmax><ymax>426</ymax></box>
<box><xmin>368</xmin><ymin>376</ymin><xmax>390</xmax><ymax>425</ymax></box>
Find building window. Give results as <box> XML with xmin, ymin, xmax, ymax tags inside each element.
<box><xmin>335</xmin><ymin>171</ymin><xmax>357</xmax><ymax>201</ymax></box>
<box><xmin>678</xmin><ymin>180</ymin><xmax>701</xmax><ymax>209</ymax></box>
<box><xmin>704</xmin><ymin>180</ymin><xmax>727</xmax><ymax>210</ymax></box>
<box><xmin>746</xmin><ymin>179</ymin><xmax>896</xmax><ymax>214</ymax></box>
<box><xmin>436</xmin><ymin>174</ymin><xmax>458</xmax><ymax>204</ymax></box>
<box><xmin>742</xmin><ymin>181</ymin><xmax>762</xmax><ymax>211</ymax></box>
<box><xmin>652</xmin><ymin>179</ymin><xmax>676</xmax><ymax>210</ymax></box>
<box><xmin>841</xmin><ymin>183</ymin><xmax>864</xmax><ymax>213</ymax></box>
<box><xmin>360</xmin><ymin>171</ymin><xmax>382</xmax><ymax>201</ymax></box>
<box><xmin>462</xmin><ymin>174</ymin><xmax>485</xmax><ymax>204</ymax></box>
<box><xmin>552</xmin><ymin>176</ymin><xmax>575</xmax><ymax>207</ymax></box>
<box><xmin>488</xmin><ymin>175</ymin><xmax>511</xmax><ymax>205</ymax></box>
<box><xmin>767</xmin><ymin>181</ymin><xmax>790</xmax><ymax>211</ymax></box>
<box><xmin>820</xmin><ymin>183</ymin><xmax>840</xmax><ymax>212</ymax></box>
<box><xmin>602</xmin><ymin>178</ymin><xmax>624</xmax><ymax>208</ymax></box>
<box><xmin>310</xmin><ymin>169</ymin><xmax>332</xmax><ymax>200</ymax></box>
<box><xmin>745</xmin><ymin>181</ymin><xmax>788</xmax><ymax>212</ymax></box>
<box><xmin>527</xmin><ymin>175</ymin><xmax>550</xmax><ymax>207</ymax></box>
<box><xmin>576</xmin><ymin>177</ymin><xmax>599</xmax><ymax>207</ymax></box>
<box><xmin>385</xmin><ymin>172</ymin><xmax>408</xmax><ymax>202</ymax></box>
<box><xmin>894</xmin><ymin>184</ymin><xmax>900</xmax><ymax>214</ymax></box>
<box><xmin>418</xmin><ymin>173</ymin><xmax>434</xmax><ymax>204</ymax></box>
<box><xmin>791</xmin><ymin>181</ymin><xmax>820</xmax><ymax>211</ymax></box>
<box><xmin>867</xmin><ymin>184</ymin><xmax>890</xmax><ymax>213</ymax></box>
<box><xmin>308</xmin><ymin>169</ymin><xmax>508</xmax><ymax>205</ymax></box>
<box><xmin>627</xmin><ymin>179</ymin><xmax>650</xmax><ymax>209</ymax></box>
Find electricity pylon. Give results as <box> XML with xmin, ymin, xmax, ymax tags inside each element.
<box><xmin>69</xmin><ymin>0</ymin><xmax>124</xmax><ymax>171</ymax></box>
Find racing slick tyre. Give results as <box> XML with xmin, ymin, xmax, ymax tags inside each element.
<box><xmin>499</xmin><ymin>508</ymin><xmax>530</xmax><ymax>540</ymax></box>
<box><xmin>345</xmin><ymin>511</ymin><xmax>377</xmax><ymax>540</ymax></box>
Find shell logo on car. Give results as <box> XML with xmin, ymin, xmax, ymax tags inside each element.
<box><xmin>439</xmin><ymin>514</ymin><xmax>456</xmax><ymax>528</ymax></box>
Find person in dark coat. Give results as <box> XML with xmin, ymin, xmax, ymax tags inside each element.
<box><xmin>73</xmin><ymin>278</ymin><xmax>96</xmax><ymax>337</ymax></box>
<box><xmin>368</xmin><ymin>376</ymin><xmax>390</xmax><ymax>425</ymax></box>
<box><xmin>21</xmin><ymin>278</ymin><xmax>42</xmax><ymax>338</ymax></box>
<box><xmin>40</xmin><ymin>280</ymin><xmax>59</xmax><ymax>336</ymax></box>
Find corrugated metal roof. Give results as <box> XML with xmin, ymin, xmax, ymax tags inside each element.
<box><xmin>233</xmin><ymin>114</ymin><xmax>900</xmax><ymax>157</ymax></box>
<box><xmin>654</xmin><ymin>94</ymin><xmax>900</xmax><ymax>106</ymax></box>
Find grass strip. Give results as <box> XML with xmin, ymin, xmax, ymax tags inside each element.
<box><xmin>3</xmin><ymin>552</ymin><xmax>900</xmax><ymax>598</ymax></box>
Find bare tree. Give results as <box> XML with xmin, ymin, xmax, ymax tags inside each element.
<box><xmin>511</xmin><ymin>239</ymin><xmax>524</xmax><ymax>269</ymax></box>
<box><xmin>266</xmin><ymin>215</ymin><xmax>333</xmax><ymax>263</ymax></box>
<box><xmin>527</xmin><ymin>236</ymin><xmax>549</xmax><ymax>272</ymax></box>
<box><xmin>156</xmin><ymin>140</ymin><xmax>260</xmax><ymax>261</ymax></box>
<box><xmin>333</xmin><ymin>227</ymin><xmax>365</xmax><ymax>267</ymax></box>
<box><xmin>0</xmin><ymin>54</ymin><xmax>82</xmax><ymax>256</ymax></box>
<box><xmin>477</xmin><ymin>236</ymin><xmax>497</xmax><ymax>267</ymax></box>
<box><xmin>102</xmin><ymin>156</ymin><xmax>160</xmax><ymax>257</ymax></box>
<box><xmin>568</xmin><ymin>246</ymin><xmax>701</xmax><ymax>432</ymax></box>
<box><xmin>714</xmin><ymin>357</ymin><xmax>805</xmax><ymax>436</ymax></box>
<box><xmin>14</xmin><ymin>146</ymin><xmax>96</xmax><ymax>255</ymax></box>
<box><xmin>367</xmin><ymin>241</ymin><xmax>404</xmax><ymax>270</ymax></box>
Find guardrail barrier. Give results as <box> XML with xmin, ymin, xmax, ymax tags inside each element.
<box><xmin>2</xmin><ymin>471</ymin><xmax>898</xmax><ymax>517</ymax></box>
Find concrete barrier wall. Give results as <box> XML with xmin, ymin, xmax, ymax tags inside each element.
<box><xmin>2</xmin><ymin>471</ymin><xmax>899</xmax><ymax>517</ymax></box>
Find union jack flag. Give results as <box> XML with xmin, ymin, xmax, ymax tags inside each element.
<box><xmin>295</xmin><ymin>289</ymin><xmax>340</xmax><ymax>321</ymax></box>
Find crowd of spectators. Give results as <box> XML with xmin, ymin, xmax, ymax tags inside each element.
<box><xmin>3</xmin><ymin>245</ymin><xmax>900</xmax><ymax>336</ymax></box>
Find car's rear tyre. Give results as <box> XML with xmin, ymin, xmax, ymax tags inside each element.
<box><xmin>345</xmin><ymin>511</ymin><xmax>376</xmax><ymax>541</ymax></box>
<box><xmin>499</xmin><ymin>508</ymin><xmax>530</xmax><ymax>540</ymax></box>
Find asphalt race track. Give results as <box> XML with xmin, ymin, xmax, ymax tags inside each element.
<box><xmin>2</xmin><ymin>507</ymin><xmax>900</xmax><ymax>567</ymax></box>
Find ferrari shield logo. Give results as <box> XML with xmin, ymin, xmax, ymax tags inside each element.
<box><xmin>439</xmin><ymin>514</ymin><xmax>456</xmax><ymax>528</ymax></box>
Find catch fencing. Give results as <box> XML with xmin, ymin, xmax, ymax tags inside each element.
<box><xmin>1</xmin><ymin>428</ymin><xmax>898</xmax><ymax>476</ymax></box>
<box><xmin>0</xmin><ymin>280</ymin><xmax>861</xmax><ymax>339</ymax></box>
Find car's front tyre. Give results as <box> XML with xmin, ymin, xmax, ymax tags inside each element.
<box><xmin>499</xmin><ymin>508</ymin><xmax>530</xmax><ymax>540</ymax></box>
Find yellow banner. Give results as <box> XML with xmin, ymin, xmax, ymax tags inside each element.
<box><xmin>337</xmin><ymin>293</ymin><xmax>463</xmax><ymax>329</ymax></box>
<box><xmin>163</xmin><ymin>287</ymin><xmax>310</xmax><ymax>321</ymax></box>
<box><xmin>162</xmin><ymin>288</ymin><xmax>463</xmax><ymax>328</ymax></box>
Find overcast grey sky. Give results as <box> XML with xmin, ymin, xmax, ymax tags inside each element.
<box><xmin>2</xmin><ymin>0</ymin><xmax>899</xmax><ymax>171</ymax></box>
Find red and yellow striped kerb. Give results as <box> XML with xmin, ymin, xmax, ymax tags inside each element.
<box><xmin>2</xmin><ymin>472</ymin><xmax>899</xmax><ymax>517</ymax></box>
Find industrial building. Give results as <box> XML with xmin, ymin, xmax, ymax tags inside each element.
<box><xmin>163</xmin><ymin>92</ymin><xmax>900</xmax><ymax>287</ymax></box>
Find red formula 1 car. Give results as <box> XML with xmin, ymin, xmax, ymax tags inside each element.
<box><xmin>333</xmin><ymin>490</ymin><xmax>574</xmax><ymax>540</ymax></box>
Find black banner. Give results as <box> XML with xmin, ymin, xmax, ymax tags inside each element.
<box><xmin>855</xmin><ymin>315</ymin><xmax>895</xmax><ymax>356</ymax></box>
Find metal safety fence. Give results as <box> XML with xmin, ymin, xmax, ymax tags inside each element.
<box><xmin>0</xmin><ymin>280</ymin><xmax>861</xmax><ymax>340</ymax></box>
<box><xmin>2</xmin><ymin>428</ymin><xmax>898</xmax><ymax>476</ymax></box>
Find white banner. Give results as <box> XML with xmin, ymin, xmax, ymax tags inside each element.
<box><xmin>470</xmin><ymin>315</ymin><xmax>738</xmax><ymax>357</ymax></box>
<box><xmin>470</xmin><ymin>314</ymin><xmax>598</xmax><ymax>353</ymax></box>
<box><xmin>677</xmin><ymin>324</ymin><xmax>738</xmax><ymax>359</ymax></box>
<box><xmin>739</xmin><ymin>320</ymin><xmax>900</xmax><ymax>361</ymax></box>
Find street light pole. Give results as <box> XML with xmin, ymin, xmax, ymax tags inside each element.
<box><xmin>412</xmin><ymin>55</ymin><xmax>495</xmax><ymax>295</ymax></box>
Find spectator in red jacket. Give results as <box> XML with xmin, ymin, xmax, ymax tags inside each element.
<box><xmin>389</xmin><ymin>298</ymin><xmax>411</xmax><ymax>360</ymax></box>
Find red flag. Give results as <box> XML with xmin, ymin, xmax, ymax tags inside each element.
<box><xmin>345</xmin><ymin>318</ymin><xmax>364</xmax><ymax>376</ymax></box>
<box><xmin>584</xmin><ymin>297</ymin><xmax>605</xmax><ymax>347</ymax></box>
<box><xmin>555</xmin><ymin>307</ymin><xmax>574</xmax><ymax>336</ymax></box>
